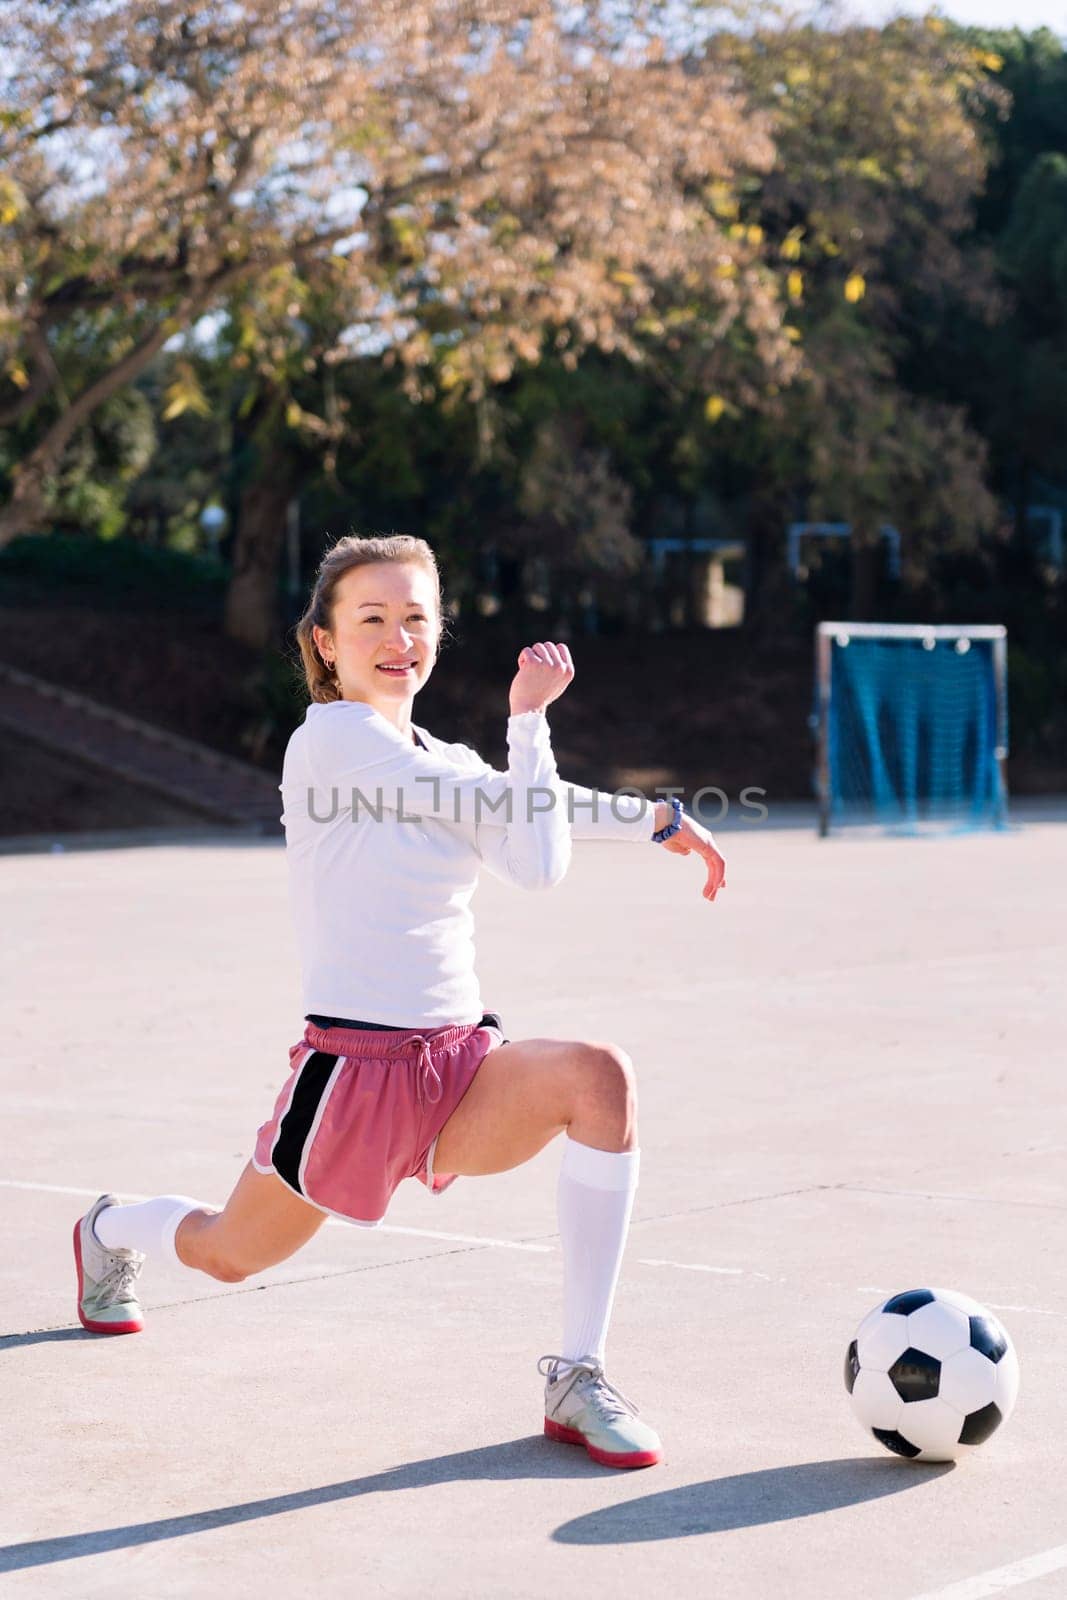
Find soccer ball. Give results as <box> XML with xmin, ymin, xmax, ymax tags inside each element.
<box><xmin>845</xmin><ymin>1288</ymin><xmax>1020</xmax><ymax>1462</ymax></box>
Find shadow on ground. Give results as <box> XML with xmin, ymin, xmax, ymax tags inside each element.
<box><xmin>1</xmin><ymin>1327</ymin><xmax>102</xmax><ymax>1350</ymax></box>
<box><xmin>0</xmin><ymin>1439</ymin><xmax>591</xmax><ymax>1571</ymax></box>
<box><xmin>1</xmin><ymin>1442</ymin><xmax>948</xmax><ymax>1571</ymax></box>
<box><xmin>553</xmin><ymin>1455</ymin><xmax>952</xmax><ymax>1544</ymax></box>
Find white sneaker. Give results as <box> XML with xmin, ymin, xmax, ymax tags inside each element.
<box><xmin>73</xmin><ymin>1195</ymin><xmax>145</xmax><ymax>1335</ymax></box>
<box><xmin>539</xmin><ymin>1356</ymin><xmax>662</xmax><ymax>1468</ymax></box>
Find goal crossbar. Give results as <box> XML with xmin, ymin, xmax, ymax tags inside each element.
<box><xmin>817</xmin><ymin>622</ymin><xmax>1006</xmax><ymax>641</ymax></box>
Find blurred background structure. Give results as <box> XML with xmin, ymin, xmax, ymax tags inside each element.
<box><xmin>1</xmin><ymin>3</ymin><xmax>1064</xmax><ymax>837</ymax></box>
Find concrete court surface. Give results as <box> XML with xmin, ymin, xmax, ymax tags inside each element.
<box><xmin>2</xmin><ymin>812</ymin><xmax>1066</xmax><ymax>1600</ymax></box>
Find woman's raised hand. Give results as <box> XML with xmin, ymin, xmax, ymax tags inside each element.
<box><xmin>509</xmin><ymin>641</ymin><xmax>575</xmax><ymax>716</ymax></box>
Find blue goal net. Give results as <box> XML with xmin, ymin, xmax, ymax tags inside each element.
<box><xmin>816</xmin><ymin>625</ymin><xmax>1009</xmax><ymax>835</ymax></box>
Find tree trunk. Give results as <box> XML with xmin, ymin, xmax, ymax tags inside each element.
<box><xmin>849</xmin><ymin>536</ymin><xmax>879</xmax><ymax>620</ymax></box>
<box><xmin>1013</xmin><ymin>456</ymin><xmax>1031</xmax><ymax>547</ymax></box>
<box><xmin>742</xmin><ymin>502</ymin><xmax>788</xmax><ymax>643</ymax></box>
<box><xmin>223</xmin><ymin>459</ymin><xmax>297</xmax><ymax>650</ymax></box>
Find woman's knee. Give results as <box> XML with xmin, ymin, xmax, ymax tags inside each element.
<box><xmin>191</xmin><ymin>1238</ymin><xmax>252</xmax><ymax>1282</ymax></box>
<box><xmin>572</xmin><ymin>1041</ymin><xmax>638</xmax><ymax>1116</ymax></box>
<box><xmin>202</xmin><ymin>1255</ymin><xmax>250</xmax><ymax>1284</ymax></box>
<box><xmin>178</xmin><ymin>1212</ymin><xmax>253</xmax><ymax>1283</ymax></box>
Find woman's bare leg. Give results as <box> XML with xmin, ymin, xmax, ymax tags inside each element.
<box><xmin>434</xmin><ymin>1035</ymin><xmax>644</xmax><ymax>1401</ymax></box>
<box><xmin>432</xmin><ymin>1036</ymin><xmax>637</xmax><ymax>1177</ymax></box>
<box><xmin>175</xmin><ymin>1162</ymin><xmax>328</xmax><ymax>1282</ymax></box>
<box><xmin>174</xmin><ymin>1038</ymin><xmax>632</xmax><ymax>1280</ymax></box>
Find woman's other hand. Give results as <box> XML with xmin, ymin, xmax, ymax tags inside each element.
<box><xmin>509</xmin><ymin>642</ymin><xmax>576</xmax><ymax>715</ymax></box>
<box><xmin>654</xmin><ymin>805</ymin><xmax>727</xmax><ymax>902</ymax></box>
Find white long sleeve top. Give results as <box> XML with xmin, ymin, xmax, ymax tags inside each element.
<box><xmin>279</xmin><ymin>699</ymin><xmax>656</xmax><ymax>1027</ymax></box>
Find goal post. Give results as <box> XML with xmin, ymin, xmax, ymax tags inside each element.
<box><xmin>814</xmin><ymin>623</ymin><xmax>1009</xmax><ymax>837</ymax></box>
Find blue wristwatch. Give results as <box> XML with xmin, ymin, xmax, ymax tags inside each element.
<box><xmin>651</xmin><ymin>795</ymin><xmax>684</xmax><ymax>843</ymax></box>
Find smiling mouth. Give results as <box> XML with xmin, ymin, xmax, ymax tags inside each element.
<box><xmin>376</xmin><ymin>661</ymin><xmax>417</xmax><ymax>674</ymax></box>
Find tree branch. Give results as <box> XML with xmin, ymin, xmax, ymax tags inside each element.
<box><xmin>0</xmin><ymin>322</ymin><xmax>67</xmax><ymax>427</ymax></box>
<box><xmin>0</xmin><ymin>258</ymin><xmax>254</xmax><ymax>545</ymax></box>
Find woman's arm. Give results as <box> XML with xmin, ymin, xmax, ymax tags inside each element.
<box><xmin>470</xmin><ymin>642</ymin><xmax>575</xmax><ymax>888</ymax></box>
<box><xmin>470</xmin><ymin>710</ymin><xmax>571</xmax><ymax>889</ymax></box>
<box><xmin>307</xmin><ymin>643</ymin><xmax>577</xmax><ymax>891</ymax></box>
<box><xmin>308</xmin><ymin>703</ymin><xmax>570</xmax><ymax>890</ymax></box>
<box><xmin>502</xmin><ymin>641</ymin><xmax>727</xmax><ymax>901</ymax></box>
<box><xmin>559</xmin><ymin>782</ymin><xmax>658</xmax><ymax>841</ymax></box>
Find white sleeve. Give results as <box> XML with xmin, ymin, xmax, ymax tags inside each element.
<box><xmin>308</xmin><ymin>703</ymin><xmax>571</xmax><ymax>890</ymax></box>
<box><xmin>562</xmin><ymin>782</ymin><xmax>657</xmax><ymax>842</ymax></box>
<box><xmin>469</xmin><ymin>713</ymin><xmax>572</xmax><ymax>889</ymax></box>
<box><xmin>455</xmin><ymin>755</ymin><xmax>656</xmax><ymax>844</ymax></box>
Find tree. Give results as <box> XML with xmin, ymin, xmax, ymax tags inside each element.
<box><xmin>951</xmin><ymin>31</ymin><xmax>1067</xmax><ymax>530</ymax></box>
<box><xmin>1</xmin><ymin>0</ymin><xmax>799</xmax><ymax>646</ymax></box>
<box><xmin>706</xmin><ymin>17</ymin><xmax>1005</xmax><ymax>615</ymax></box>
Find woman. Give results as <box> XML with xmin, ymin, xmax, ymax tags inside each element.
<box><xmin>73</xmin><ymin>533</ymin><xmax>726</xmax><ymax>1470</ymax></box>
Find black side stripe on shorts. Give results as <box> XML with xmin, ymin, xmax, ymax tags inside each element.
<box><xmin>272</xmin><ymin>1050</ymin><xmax>338</xmax><ymax>1194</ymax></box>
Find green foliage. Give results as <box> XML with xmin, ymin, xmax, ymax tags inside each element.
<box><xmin>968</xmin><ymin>28</ymin><xmax>1067</xmax><ymax>234</ymax></box>
<box><xmin>921</xmin><ymin>28</ymin><xmax>1067</xmax><ymax>499</ymax></box>
<box><xmin>1002</xmin><ymin>152</ymin><xmax>1067</xmax><ymax>317</ymax></box>
<box><xmin>0</xmin><ymin>533</ymin><xmax>227</xmax><ymax>609</ymax></box>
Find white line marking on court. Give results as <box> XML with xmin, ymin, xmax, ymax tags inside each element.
<box><xmin>908</xmin><ymin>1543</ymin><xmax>1067</xmax><ymax>1600</ymax></box>
<box><xmin>639</xmin><ymin>1257</ymin><xmax>745</xmax><ymax>1275</ymax></box>
<box><xmin>370</xmin><ymin>1224</ymin><xmax>549</xmax><ymax>1252</ymax></box>
<box><xmin>0</xmin><ymin>1178</ymin><xmax>551</xmax><ymax>1254</ymax></box>
<box><xmin>6</xmin><ymin>1179</ymin><xmax>1066</xmax><ymax>1309</ymax></box>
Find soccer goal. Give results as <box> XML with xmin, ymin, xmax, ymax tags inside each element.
<box><xmin>814</xmin><ymin>623</ymin><xmax>1009</xmax><ymax>837</ymax></box>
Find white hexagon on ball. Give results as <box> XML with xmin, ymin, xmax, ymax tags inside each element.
<box><xmin>894</xmin><ymin>1397</ymin><xmax>962</xmax><ymax>1462</ymax></box>
<box><xmin>940</xmin><ymin>1347</ymin><xmax>998</xmax><ymax>1416</ymax></box>
<box><xmin>857</xmin><ymin>1313</ymin><xmax>910</xmax><ymax>1372</ymax></box>
<box><xmin>851</xmin><ymin>1368</ymin><xmax>902</xmax><ymax>1433</ymax></box>
<box><xmin>907</xmin><ymin>1300</ymin><xmax>971</xmax><ymax>1361</ymax></box>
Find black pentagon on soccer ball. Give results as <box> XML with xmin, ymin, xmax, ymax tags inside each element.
<box><xmin>882</xmin><ymin>1289</ymin><xmax>936</xmax><ymax>1316</ymax></box>
<box><xmin>969</xmin><ymin>1314</ymin><xmax>1008</xmax><ymax>1363</ymax></box>
<box><xmin>959</xmin><ymin>1401</ymin><xmax>1003</xmax><ymax>1446</ymax></box>
<box><xmin>872</xmin><ymin>1427</ymin><xmax>922</xmax><ymax>1459</ymax></box>
<box><xmin>844</xmin><ymin>1340</ymin><xmax>860</xmax><ymax>1394</ymax></box>
<box><xmin>888</xmin><ymin>1348</ymin><xmax>941</xmax><ymax>1403</ymax></box>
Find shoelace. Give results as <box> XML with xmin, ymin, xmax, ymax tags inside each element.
<box><xmin>389</xmin><ymin>1034</ymin><xmax>443</xmax><ymax>1106</ymax></box>
<box><xmin>98</xmin><ymin>1253</ymin><xmax>144</xmax><ymax>1301</ymax></box>
<box><xmin>537</xmin><ymin>1355</ymin><xmax>641</xmax><ymax>1420</ymax></box>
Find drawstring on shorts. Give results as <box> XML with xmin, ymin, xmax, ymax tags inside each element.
<box><xmin>389</xmin><ymin>1033</ymin><xmax>443</xmax><ymax>1106</ymax></box>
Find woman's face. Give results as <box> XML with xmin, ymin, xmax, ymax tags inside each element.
<box><xmin>314</xmin><ymin>561</ymin><xmax>439</xmax><ymax>712</ymax></box>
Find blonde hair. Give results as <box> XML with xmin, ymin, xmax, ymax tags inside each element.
<box><xmin>295</xmin><ymin>533</ymin><xmax>446</xmax><ymax>704</ymax></box>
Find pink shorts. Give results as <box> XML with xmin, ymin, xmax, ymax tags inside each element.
<box><xmin>252</xmin><ymin>1014</ymin><xmax>506</xmax><ymax>1226</ymax></box>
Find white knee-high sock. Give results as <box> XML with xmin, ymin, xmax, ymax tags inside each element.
<box><xmin>557</xmin><ymin>1136</ymin><xmax>639</xmax><ymax>1369</ymax></box>
<box><xmin>93</xmin><ymin>1195</ymin><xmax>205</xmax><ymax>1270</ymax></box>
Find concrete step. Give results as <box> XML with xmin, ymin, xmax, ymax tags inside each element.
<box><xmin>0</xmin><ymin>663</ymin><xmax>283</xmax><ymax>834</ymax></box>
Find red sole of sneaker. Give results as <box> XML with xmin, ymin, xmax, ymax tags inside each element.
<box><xmin>544</xmin><ymin>1416</ymin><xmax>662</xmax><ymax>1469</ymax></box>
<box><xmin>72</xmin><ymin>1219</ymin><xmax>143</xmax><ymax>1336</ymax></box>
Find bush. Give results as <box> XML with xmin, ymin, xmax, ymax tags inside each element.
<box><xmin>0</xmin><ymin>532</ymin><xmax>227</xmax><ymax>610</ymax></box>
